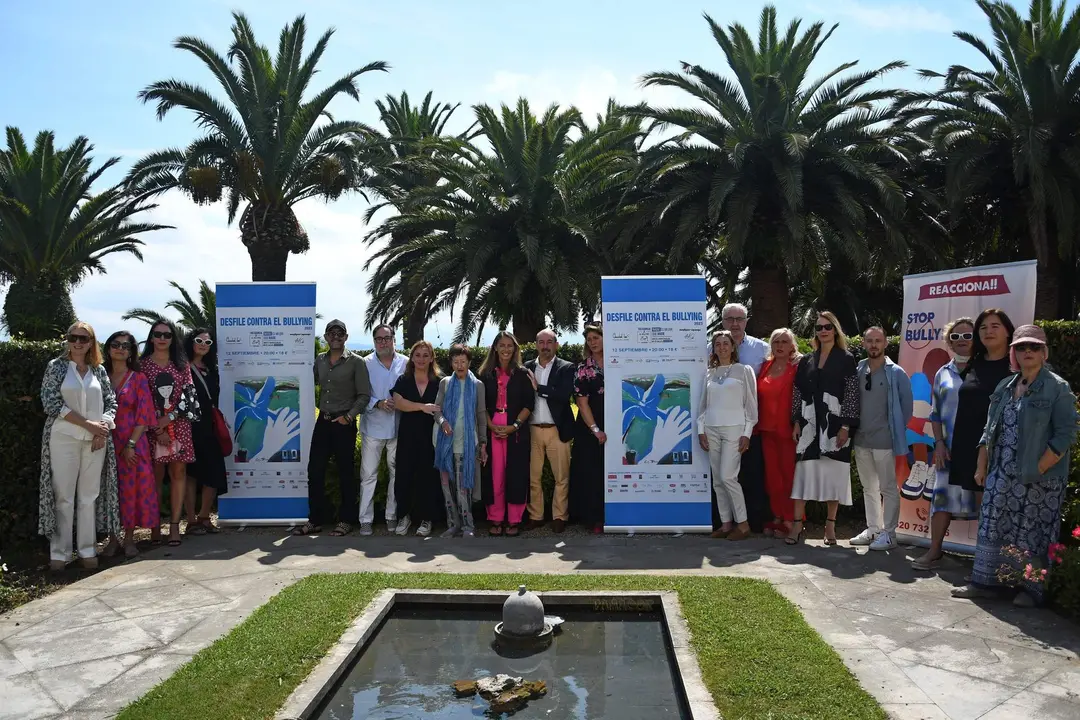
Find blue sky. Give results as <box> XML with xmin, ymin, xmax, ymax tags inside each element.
<box><xmin>0</xmin><ymin>0</ymin><xmax>1006</xmax><ymax>348</ymax></box>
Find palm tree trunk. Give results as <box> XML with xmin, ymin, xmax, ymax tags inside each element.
<box><xmin>512</xmin><ymin>308</ymin><xmax>544</xmax><ymax>344</ymax></box>
<box><xmin>247</xmin><ymin>246</ymin><xmax>289</xmax><ymax>282</ymax></box>
<box><xmin>747</xmin><ymin>261</ymin><xmax>789</xmax><ymax>339</ymax></box>
<box><xmin>1029</xmin><ymin>213</ymin><xmax>1059</xmax><ymax>320</ymax></box>
<box><xmin>1055</xmin><ymin>250</ymin><xmax>1078</xmax><ymax>319</ymax></box>
<box><xmin>403</xmin><ymin>294</ymin><xmax>427</xmax><ymax>346</ymax></box>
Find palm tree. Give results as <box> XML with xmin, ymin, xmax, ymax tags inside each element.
<box><xmin>365</xmin><ymin>99</ymin><xmax>643</xmax><ymax>342</ymax></box>
<box><xmin>626</xmin><ymin>6</ymin><xmax>911</xmax><ymax>335</ymax></box>
<box><xmin>123</xmin><ymin>279</ymin><xmax>216</xmax><ymax>332</ymax></box>
<box><xmin>0</xmin><ymin>128</ymin><xmax>166</xmax><ymax>340</ymax></box>
<box><xmin>900</xmin><ymin>0</ymin><xmax>1080</xmax><ymax>319</ymax></box>
<box><xmin>358</xmin><ymin>91</ymin><xmax>475</xmax><ymax>345</ymax></box>
<box><xmin>127</xmin><ymin>12</ymin><xmax>387</xmax><ymax>281</ymax></box>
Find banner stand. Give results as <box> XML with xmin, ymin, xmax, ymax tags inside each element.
<box><xmin>601</xmin><ymin>275</ymin><xmax>712</xmax><ymax>534</ymax></box>
<box><xmin>894</xmin><ymin>261</ymin><xmax>1036</xmax><ymax>550</ymax></box>
<box><xmin>215</xmin><ymin>282</ymin><xmax>317</xmax><ymax>526</ymax></box>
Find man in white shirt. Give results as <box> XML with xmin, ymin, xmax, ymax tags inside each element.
<box><xmin>358</xmin><ymin>324</ymin><xmax>408</xmax><ymax>536</ymax></box>
<box><xmin>717</xmin><ymin>303</ymin><xmax>771</xmax><ymax>532</ymax></box>
<box><xmin>524</xmin><ymin>329</ymin><xmax>576</xmax><ymax>533</ymax></box>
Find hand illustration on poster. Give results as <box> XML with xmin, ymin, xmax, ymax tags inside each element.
<box><xmin>233</xmin><ymin>375</ymin><xmax>302</xmax><ymax>463</ymax></box>
<box><xmin>621</xmin><ymin>373</ymin><xmax>694</xmax><ymax>465</ymax></box>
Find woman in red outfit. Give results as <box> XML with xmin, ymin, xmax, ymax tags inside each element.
<box><xmin>757</xmin><ymin>328</ymin><xmax>800</xmax><ymax>537</ymax></box>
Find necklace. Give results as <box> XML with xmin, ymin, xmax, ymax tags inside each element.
<box><xmin>714</xmin><ymin>364</ymin><xmax>734</xmax><ymax>385</ymax></box>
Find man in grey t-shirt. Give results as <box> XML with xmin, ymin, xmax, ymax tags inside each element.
<box><xmin>851</xmin><ymin>327</ymin><xmax>913</xmax><ymax>551</ymax></box>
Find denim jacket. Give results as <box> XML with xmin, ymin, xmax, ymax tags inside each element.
<box><xmin>856</xmin><ymin>357</ymin><xmax>913</xmax><ymax>458</ymax></box>
<box><xmin>980</xmin><ymin>365</ymin><xmax>1078</xmax><ymax>485</ymax></box>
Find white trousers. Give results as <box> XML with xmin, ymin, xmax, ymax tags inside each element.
<box><xmin>706</xmin><ymin>425</ymin><xmax>747</xmax><ymax>524</ymax></box>
<box><xmin>49</xmin><ymin>432</ymin><xmax>104</xmax><ymax>561</ymax></box>
<box><xmin>854</xmin><ymin>446</ymin><xmax>900</xmax><ymax>534</ymax></box>
<box><xmin>359</xmin><ymin>436</ymin><xmax>397</xmax><ymax>524</ymax></box>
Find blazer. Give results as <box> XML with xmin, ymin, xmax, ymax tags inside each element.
<box><xmin>525</xmin><ymin>356</ymin><xmax>576</xmax><ymax>442</ymax></box>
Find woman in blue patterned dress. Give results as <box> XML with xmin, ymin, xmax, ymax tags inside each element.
<box><xmin>952</xmin><ymin>325</ymin><xmax>1078</xmax><ymax>606</ymax></box>
<box><xmin>912</xmin><ymin>317</ymin><xmax>974</xmax><ymax>570</ymax></box>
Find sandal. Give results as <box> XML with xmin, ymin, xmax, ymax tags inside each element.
<box><xmin>292</xmin><ymin>522</ymin><xmax>322</xmax><ymax>536</ymax></box>
<box><xmin>186</xmin><ymin>521</ymin><xmax>208</xmax><ymax>536</ymax></box>
<box><xmin>911</xmin><ymin>553</ymin><xmax>943</xmax><ymax>571</ymax></box>
<box><xmin>489</xmin><ymin>524</ymin><xmax>504</xmax><ymax>536</ymax></box>
<box><xmin>824</xmin><ymin>517</ymin><xmax>838</xmax><ymax>546</ymax></box>
<box><xmin>785</xmin><ymin>521</ymin><xmax>805</xmax><ymax>545</ymax></box>
<box><xmin>197</xmin><ymin>516</ymin><xmax>221</xmax><ymax>534</ymax></box>
<box><xmin>328</xmin><ymin>522</ymin><xmax>352</xmax><ymax>537</ymax></box>
<box><xmin>124</xmin><ymin>543</ymin><xmax>139</xmax><ymax>558</ymax></box>
<box><xmin>505</xmin><ymin>524</ymin><xmax>520</xmax><ymax>537</ymax></box>
<box><xmin>167</xmin><ymin>536</ymin><xmax>182</xmax><ymax>547</ymax></box>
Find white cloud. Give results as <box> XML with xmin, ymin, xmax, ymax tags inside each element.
<box><xmin>807</xmin><ymin>0</ymin><xmax>954</xmax><ymax>33</ymax></box>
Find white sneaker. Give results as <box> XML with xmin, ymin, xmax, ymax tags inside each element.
<box><xmin>440</xmin><ymin>527</ymin><xmax>459</xmax><ymax>538</ymax></box>
<box><xmin>849</xmin><ymin>528</ymin><xmax>877</xmax><ymax>546</ymax></box>
<box><xmin>359</xmin><ymin>523</ymin><xmax>373</xmax><ymax>537</ymax></box>
<box><xmin>386</xmin><ymin>516</ymin><xmax>396</xmax><ymax>527</ymax></box>
<box><xmin>462</xmin><ymin>530</ymin><xmax>475</xmax><ymax>538</ymax></box>
<box><xmin>395</xmin><ymin>516</ymin><xmax>411</xmax><ymax>536</ymax></box>
<box><xmin>416</xmin><ymin>521</ymin><xmax>432</xmax><ymax>537</ymax></box>
<box><xmin>870</xmin><ymin>531</ymin><xmax>897</xmax><ymax>551</ymax></box>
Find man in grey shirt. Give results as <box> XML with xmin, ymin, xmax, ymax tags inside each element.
<box><xmin>294</xmin><ymin>319</ymin><xmax>372</xmax><ymax>537</ymax></box>
<box><xmin>851</xmin><ymin>327</ymin><xmax>913</xmax><ymax>551</ymax></box>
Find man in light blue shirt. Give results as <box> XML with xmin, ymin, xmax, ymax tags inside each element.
<box><xmin>721</xmin><ymin>303</ymin><xmax>768</xmax><ymax>376</ymax></box>
<box><xmin>358</xmin><ymin>324</ymin><xmax>408</xmax><ymax>536</ymax></box>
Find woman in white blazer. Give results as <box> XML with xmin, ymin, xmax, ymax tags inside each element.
<box><xmin>697</xmin><ymin>330</ymin><xmax>758</xmax><ymax>541</ymax></box>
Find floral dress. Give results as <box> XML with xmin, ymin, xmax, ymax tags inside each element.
<box><xmin>569</xmin><ymin>357</ymin><xmax>605</xmax><ymax>526</ymax></box>
<box><xmin>139</xmin><ymin>358</ymin><xmax>200</xmax><ymax>464</ymax></box>
<box><xmin>971</xmin><ymin>397</ymin><xmax>1067</xmax><ymax>601</ymax></box>
<box><xmin>929</xmin><ymin>361</ymin><xmax>978</xmax><ymax>519</ymax></box>
<box><xmin>111</xmin><ymin>371</ymin><xmax>159</xmax><ymax>528</ymax></box>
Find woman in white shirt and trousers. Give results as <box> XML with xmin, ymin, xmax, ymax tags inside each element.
<box><xmin>698</xmin><ymin>330</ymin><xmax>759</xmax><ymax>541</ymax></box>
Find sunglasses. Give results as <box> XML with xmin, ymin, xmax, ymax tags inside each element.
<box><xmin>815</xmin><ymin>323</ymin><xmax>834</xmax><ymax>332</ymax></box>
<box><xmin>109</xmin><ymin>341</ymin><xmax>132</xmax><ymax>350</ymax></box>
<box><xmin>67</xmin><ymin>334</ymin><xmax>91</xmax><ymax>344</ymax></box>
<box><xmin>152</xmin><ymin>331</ymin><xmax>173</xmax><ymax>340</ymax></box>
<box><xmin>1014</xmin><ymin>343</ymin><xmax>1043</xmax><ymax>353</ymax></box>
<box><xmin>949</xmin><ymin>332</ymin><xmax>974</xmax><ymax>341</ymax></box>
<box><xmin>865</xmin><ymin>372</ymin><xmax>873</xmax><ymax>391</ymax></box>
<box><xmin>194</xmin><ymin>338</ymin><xmax>213</xmax><ymax>346</ymax></box>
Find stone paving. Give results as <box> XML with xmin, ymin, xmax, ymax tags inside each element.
<box><xmin>1</xmin><ymin>531</ymin><xmax>1078</xmax><ymax>720</ymax></box>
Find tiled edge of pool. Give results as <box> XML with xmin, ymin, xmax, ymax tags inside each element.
<box><xmin>274</xmin><ymin>589</ymin><xmax>722</xmax><ymax>720</ymax></box>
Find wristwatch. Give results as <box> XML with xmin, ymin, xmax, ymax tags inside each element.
<box><xmin>513</xmin><ymin>420</ymin><xmax>522</xmax><ymax>430</ymax></box>
<box><xmin>126</xmin><ymin>438</ymin><xmax>137</xmax><ymax>448</ymax></box>
<box><xmin>167</xmin><ymin>412</ymin><xmax>177</xmax><ymax>422</ymax></box>
<box><xmin>590</xmin><ymin>424</ymin><xmax>600</xmax><ymax>433</ymax></box>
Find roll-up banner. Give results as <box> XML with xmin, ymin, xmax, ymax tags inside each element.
<box><xmin>896</xmin><ymin>261</ymin><xmax>1036</xmax><ymax>550</ymax></box>
<box><xmin>601</xmin><ymin>275</ymin><xmax>712</xmax><ymax>533</ymax></box>
<box><xmin>215</xmin><ymin>282</ymin><xmax>317</xmax><ymax>525</ymax></box>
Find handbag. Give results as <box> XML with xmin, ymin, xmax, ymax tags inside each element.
<box><xmin>192</xmin><ymin>367</ymin><xmax>233</xmax><ymax>456</ymax></box>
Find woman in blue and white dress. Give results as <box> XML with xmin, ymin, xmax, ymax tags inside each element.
<box><xmin>912</xmin><ymin>317</ymin><xmax>974</xmax><ymax>570</ymax></box>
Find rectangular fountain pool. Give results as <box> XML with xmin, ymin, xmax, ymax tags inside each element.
<box><xmin>310</xmin><ymin>604</ymin><xmax>690</xmax><ymax>719</ymax></box>
<box><xmin>277</xmin><ymin>590</ymin><xmax>718</xmax><ymax>720</ymax></box>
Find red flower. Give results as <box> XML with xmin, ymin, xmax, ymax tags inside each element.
<box><xmin>1048</xmin><ymin>543</ymin><xmax>1066</xmax><ymax>565</ymax></box>
<box><xmin>1073</xmin><ymin>526</ymin><xmax>1080</xmax><ymax>540</ymax></box>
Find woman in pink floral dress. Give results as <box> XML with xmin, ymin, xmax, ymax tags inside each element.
<box><xmin>139</xmin><ymin>320</ymin><xmax>200</xmax><ymax>546</ymax></box>
<box><xmin>103</xmin><ymin>331</ymin><xmax>158</xmax><ymax>557</ymax></box>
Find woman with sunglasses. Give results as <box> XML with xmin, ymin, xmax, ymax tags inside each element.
<box><xmin>140</xmin><ymin>320</ymin><xmax>201</xmax><ymax>546</ymax></box>
<box><xmin>912</xmin><ymin>318</ymin><xmax>975</xmax><ymax>570</ymax></box>
<box><xmin>101</xmin><ymin>331</ymin><xmax>158</xmax><ymax>558</ymax></box>
<box><xmin>952</xmin><ymin>325</ymin><xmax>1077</xmax><ymax>606</ymax></box>
<box><xmin>37</xmin><ymin>322</ymin><xmax>121</xmax><ymax>570</ymax></box>
<box><xmin>788</xmin><ymin>311</ymin><xmax>860</xmax><ymax>545</ymax></box>
<box><xmin>183</xmin><ymin>328</ymin><xmax>227</xmax><ymax>535</ymax></box>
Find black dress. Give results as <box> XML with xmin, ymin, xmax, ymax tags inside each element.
<box><xmin>187</xmin><ymin>365</ymin><xmax>227</xmax><ymax>494</ymax></box>
<box><xmin>392</xmin><ymin>374</ymin><xmax>443</xmax><ymax>523</ymax></box>
<box><xmin>949</xmin><ymin>356</ymin><xmax>1013</xmax><ymax>492</ymax></box>
<box><xmin>569</xmin><ymin>357</ymin><xmax>605</xmax><ymax>526</ymax></box>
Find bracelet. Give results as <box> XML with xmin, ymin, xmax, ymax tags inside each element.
<box><xmin>126</xmin><ymin>439</ymin><xmax>137</xmax><ymax>448</ymax></box>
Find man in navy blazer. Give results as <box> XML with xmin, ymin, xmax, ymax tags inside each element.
<box><xmin>524</xmin><ymin>329</ymin><xmax>576</xmax><ymax>532</ymax></box>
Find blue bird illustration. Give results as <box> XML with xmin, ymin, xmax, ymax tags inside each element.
<box><xmin>234</xmin><ymin>377</ymin><xmax>277</xmax><ymax>458</ymax></box>
<box><xmin>622</xmin><ymin>374</ymin><xmax>666</xmax><ymax>456</ymax></box>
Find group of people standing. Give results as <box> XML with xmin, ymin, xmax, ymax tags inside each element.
<box><xmin>39</xmin><ymin>319</ymin><xmax>227</xmax><ymax>570</ymax></box>
<box><xmin>37</xmin><ymin>306</ymin><xmax>1076</xmax><ymax>608</ymax></box>
<box><xmin>292</xmin><ymin>319</ymin><xmax>608</xmax><ymax>539</ymax></box>
<box><xmin>703</xmin><ymin>304</ymin><xmax>1077</xmax><ymax>607</ymax></box>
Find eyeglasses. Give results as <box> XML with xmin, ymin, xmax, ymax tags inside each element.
<box><xmin>194</xmin><ymin>338</ymin><xmax>213</xmax><ymax>346</ymax></box>
<box><xmin>949</xmin><ymin>332</ymin><xmax>973</xmax><ymax>341</ymax></box>
<box><xmin>326</xmin><ymin>330</ymin><xmax>345</xmax><ymax>338</ymax></box>
<box><xmin>374</xmin><ymin>335</ymin><xmax>393</xmax><ymax>343</ymax></box>
<box><xmin>109</xmin><ymin>341</ymin><xmax>132</xmax><ymax>350</ymax></box>
<box><xmin>152</xmin><ymin>331</ymin><xmax>173</xmax><ymax>340</ymax></box>
<box><xmin>723</xmin><ymin>316</ymin><xmax>747</xmax><ymax>324</ymax></box>
<box><xmin>815</xmin><ymin>323</ymin><xmax>834</xmax><ymax>332</ymax></box>
<box><xmin>1014</xmin><ymin>343</ymin><xmax>1043</xmax><ymax>353</ymax></box>
<box><xmin>67</xmin><ymin>334</ymin><xmax>90</xmax><ymax>344</ymax></box>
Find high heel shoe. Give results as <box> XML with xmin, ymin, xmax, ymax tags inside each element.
<box><xmin>785</xmin><ymin>521</ymin><xmax>805</xmax><ymax>545</ymax></box>
<box><xmin>824</xmin><ymin>517</ymin><xmax>838</xmax><ymax>546</ymax></box>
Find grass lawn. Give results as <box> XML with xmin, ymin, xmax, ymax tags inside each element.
<box><xmin>118</xmin><ymin>573</ymin><xmax>885</xmax><ymax>720</ymax></box>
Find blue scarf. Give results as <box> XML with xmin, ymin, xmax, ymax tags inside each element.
<box><xmin>434</xmin><ymin>371</ymin><xmax>479</xmax><ymax>490</ymax></box>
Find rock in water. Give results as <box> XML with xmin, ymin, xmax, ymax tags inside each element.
<box><xmin>476</xmin><ymin>674</ymin><xmax>522</xmax><ymax>700</ymax></box>
<box><xmin>522</xmin><ymin>680</ymin><xmax>547</xmax><ymax>698</ymax></box>
<box><xmin>451</xmin><ymin>680</ymin><xmax>477</xmax><ymax>697</ymax></box>
<box><xmin>490</xmin><ymin>687</ymin><xmax>531</xmax><ymax>714</ymax></box>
